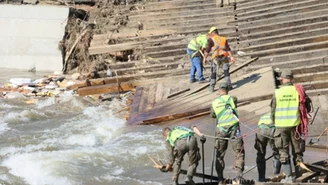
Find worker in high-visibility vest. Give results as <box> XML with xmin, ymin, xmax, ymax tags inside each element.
<box><xmin>210</xmin><ymin>82</ymin><xmax>245</xmax><ymax>184</ymax></box>
<box><xmin>187</xmin><ymin>34</ymin><xmax>208</xmax><ymax>83</ymax></box>
<box><xmin>271</xmin><ymin>69</ymin><xmax>310</xmax><ymax>183</ymax></box>
<box><xmin>254</xmin><ymin>113</ymin><xmax>281</xmax><ymax>182</ymax></box>
<box><xmin>203</xmin><ymin>27</ymin><xmax>236</xmax><ymax>92</ymax></box>
<box><xmin>161</xmin><ymin>126</ymin><xmax>206</xmax><ymax>185</ymax></box>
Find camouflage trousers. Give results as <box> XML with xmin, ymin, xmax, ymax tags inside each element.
<box><xmin>215</xmin><ymin>125</ymin><xmax>245</xmax><ymax>179</ymax></box>
<box><xmin>172</xmin><ymin>136</ymin><xmax>200</xmax><ymax>181</ymax></box>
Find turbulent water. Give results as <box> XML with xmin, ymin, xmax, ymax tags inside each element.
<box><xmin>0</xmin><ymin>95</ymin><xmax>170</xmax><ymax>185</ymax></box>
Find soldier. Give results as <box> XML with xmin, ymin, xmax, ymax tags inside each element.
<box><xmin>254</xmin><ymin>113</ymin><xmax>281</xmax><ymax>182</ymax></box>
<box><xmin>161</xmin><ymin>126</ymin><xmax>206</xmax><ymax>185</ymax></box>
<box><xmin>210</xmin><ymin>82</ymin><xmax>245</xmax><ymax>184</ymax></box>
<box><xmin>271</xmin><ymin>69</ymin><xmax>311</xmax><ymax>183</ymax></box>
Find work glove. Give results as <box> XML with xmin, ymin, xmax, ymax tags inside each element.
<box><xmin>200</xmin><ymin>135</ymin><xmax>206</xmax><ymax>143</ymax></box>
<box><xmin>160</xmin><ymin>166</ymin><xmax>168</xmax><ymax>173</ymax></box>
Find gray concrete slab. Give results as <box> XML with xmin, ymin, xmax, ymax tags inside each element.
<box><xmin>0</xmin><ymin>5</ymin><xmax>69</xmax><ymax>71</ymax></box>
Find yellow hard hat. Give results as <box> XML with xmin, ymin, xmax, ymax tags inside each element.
<box><xmin>209</xmin><ymin>26</ymin><xmax>217</xmax><ymax>34</ymax></box>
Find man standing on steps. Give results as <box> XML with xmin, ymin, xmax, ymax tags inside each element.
<box><xmin>271</xmin><ymin>69</ymin><xmax>309</xmax><ymax>183</ymax></box>
<box><xmin>187</xmin><ymin>34</ymin><xmax>208</xmax><ymax>83</ymax></box>
<box><xmin>204</xmin><ymin>27</ymin><xmax>235</xmax><ymax>92</ymax></box>
<box><xmin>161</xmin><ymin>126</ymin><xmax>206</xmax><ymax>185</ymax></box>
<box><xmin>210</xmin><ymin>82</ymin><xmax>245</xmax><ymax>184</ymax></box>
<box><xmin>254</xmin><ymin>113</ymin><xmax>281</xmax><ymax>182</ymax></box>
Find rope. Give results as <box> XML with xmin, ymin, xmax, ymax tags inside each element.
<box><xmin>295</xmin><ymin>84</ymin><xmax>311</xmax><ymax>141</ymax></box>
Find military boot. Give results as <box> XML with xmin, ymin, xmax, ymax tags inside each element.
<box><xmin>184</xmin><ymin>176</ymin><xmax>195</xmax><ymax>185</ymax></box>
<box><xmin>295</xmin><ymin>165</ymin><xmax>303</xmax><ymax>179</ymax></box>
<box><xmin>257</xmin><ymin>162</ymin><xmax>266</xmax><ymax>182</ymax></box>
<box><xmin>280</xmin><ymin>163</ymin><xmax>294</xmax><ymax>183</ymax></box>
<box><xmin>272</xmin><ymin>159</ymin><xmax>281</xmax><ymax>175</ymax></box>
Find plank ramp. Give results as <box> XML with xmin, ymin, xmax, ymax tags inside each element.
<box><xmin>126</xmin><ymin>67</ymin><xmax>275</xmax><ymax>125</ymax></box>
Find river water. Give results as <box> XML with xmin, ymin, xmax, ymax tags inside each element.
<box><xmin>0</xmin><ymin>70</ymin><xmax>326</xmax><ymax>185</ymax></box>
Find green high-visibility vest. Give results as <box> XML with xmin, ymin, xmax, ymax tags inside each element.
<box><xmin>274</xmin><ymin>85</ymin><xmax>300</xmax><ymax>127</ymax></box>
<box><xmin>187</xmin><ymin>34</ymin><xmax>208</xmax><ymax>51</ymax></box>
<box><xmin>212</xmin><ymin>95</ymin><xmax>239</xmax><ymax>127</ymax></box>
<box><xmin>166</xmin><ymin>126</ymin><xmax>194</xmax><ymax>147</ymax></box>
<box><xmin>258</xmin><ymin>113</ymin><xmax>274</xmax><ymax>128</ymax></box>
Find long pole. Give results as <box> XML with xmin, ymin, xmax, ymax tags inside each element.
<box><xmin>202</xmin><ymin>141</ymin><xmax>205</xmax><ymax>184</ymax></box>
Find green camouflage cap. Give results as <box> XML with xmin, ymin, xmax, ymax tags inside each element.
<box><xmin>219</xmin><ymin>82</ymin><xmax>228</xmax><ymax>90</ymax></box>
<box><xmin>281</xmin><ymin>69</ymin><xmax>293</xmax><ymax>79</ymax></box>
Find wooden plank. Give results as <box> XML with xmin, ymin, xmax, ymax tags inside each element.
<box><xmin>146</xmin><ymin>84</ymin><xmax>157</xmax><ymax>111</ymax></box>
<box><xmin>77</xmin><ymin>81</ymin><xmax>136</xmax><ymax>96</ymax></box>
<box><xmin>138</xmin><ymin>85</ymin><xmax>150</xmax><ymax>114</ymax></box>
<box><xmin>304</xmin><ymin>163</ymin><xmax>328</xmax><ymax>174</ymax></box>
<box><xmin>128</xmin><ymin>87</ymin><xmax>143</xmax><ymax>119</ymax></box>
<box><xmin>92</xmin><ymin>29</ymin><xmax>178</xmax><ymax>40</ymax></box>
<box><xmin>142</xmin><ymin>107</ymin><xmax>210</xmax><ymax>125</ymax></box>
<box><xmin>155</xmin><ymin>83</ymin><xmax>164</xmax><ymax>104</ymax></box>
<box><xmin>296</xmin><ymin>172</ymin><xmax>320</xmax><ymax>183</ymax></box>
<box><xmin>183</xmin><ymin>57</ymin><xmax>259</xmax><ymax>97</ymax></box>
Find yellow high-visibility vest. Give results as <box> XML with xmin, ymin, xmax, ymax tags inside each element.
<box><xmin>274</xmin><ymin>85</ymin><xmax>300</xmax><ymax>127</ymax></box>
<box><xmin>187</xmin><ymin>34</ymin><xmax>208</xmax><ymax>51</ymax></box>
<box><xmin>166</xmin><ymin>126</ymin><xmax>194</xmax><ymax>147</ymax></box>
<box><xmin>258</xmin><ymin>113</ymin><xmax>274</xmax><ymax>128</ymax></box>
<box><xmin>212</xmin><ymin>95</ymin><xmax>238</xmax><ymax>127</ymax></box>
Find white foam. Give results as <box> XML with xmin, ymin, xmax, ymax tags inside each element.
<box><xmin>0</xmin><ymin>122</ymin><xmax>9</xmax><ymax>134</ymax></box>
<box><xmin>3</xmin><ymin>109</ymin><xmax>48</xmax><ymax>124</ymax></box>
<box><xmin>2</xmin><ymin>152</ymin><xmax>73</xmax><ymax>185</ymax></box>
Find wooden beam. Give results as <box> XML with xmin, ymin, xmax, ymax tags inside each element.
<box><xmin>180</xmin><ymin>169</ymin><xmax>219</xmax><ymax>181</ymax></box>
<box><xmin>183</xmin><ymin>57</ymin><xmax>259</xmax><ymax>97</ymax></box>
<box><xmin>296</xmin><ymin>172</ymin><xmax>320</xmax><ymax>183</ymax></box>
<box><xmin>77</xmin><ymin>81</ymin><xmax>136</xmax><ymax>96</ymax></box>
<box><xmin>128</xmin><ymin>87</ymin><xmax>144</xmax><ymax>120</ymax></box>
<box><xmin>304</xmin><ymin>163</ymin><xmax>328</xmax><ymax>174</ymax></box>
<box><xmin>167</xmin><ymin>88</ymin><xmax>190</xmax><ymax>99</ymax></box>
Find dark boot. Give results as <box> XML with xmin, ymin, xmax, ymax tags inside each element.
<box><xmin>272</xmin><ymin>159</ymin><xmax>281</xmax><ymax>175</ymax></box>
<box><xmin>257</xmin><ymin>162</ymin><xmax>266</xmax><ymax>182</ymax></box>
<box><xmin>295</xmin><ymin>165</ymin><xmax>303</xmax><ymax>179</ymax></box>
<box><xmin>184</xmin><ymin>176</ymin><xmax>195</xmax><ymax>185</ymax></box>
<box><xmin>281</xmin><ymin>163</ymin><xmax>293</xmax><ymax>183</ymax></box>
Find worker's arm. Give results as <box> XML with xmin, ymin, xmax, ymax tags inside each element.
<box><xmin>163</xmin><ymin>141</ymin><xmax>174</xmax><ymax>172</ymax></box>
<box><xmin>210</xmin><ymin>106</ymin><xmax>216</xmax><ymax>118</ymax></box>
<box><xmin>204</xmin><ymin>39</ymin><xmax>214</xmax><ymax>64</ymax></box>
<box><xmin>270</xmin><ymin>95</ymin><xmax>276</xmax><ymax>123</ymax></box>
<box><xmin>226</xmin><ymin>41</ymin><xmax>235</xmax><ymax>64</ymax></box>
<box><xmin>191</xmin><ymin>126</ymin><xmax>206</xmax><ymax>143</ymax></box>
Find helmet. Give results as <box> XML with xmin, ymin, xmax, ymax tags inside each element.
<box><xmin>209</xmin><ymin>26</ymin><xmax>217</xmax><ymax>34</ymax></box>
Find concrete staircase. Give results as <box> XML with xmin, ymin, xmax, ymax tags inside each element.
<box><xmin>235</xmin><ymin>0</ymin><xmax>328</xmax><ymax>94</ymax></box>
<box><xmin>90</xmin><ymin>0</ymin><xmax>237</xmax><ymax>81</ymax></box>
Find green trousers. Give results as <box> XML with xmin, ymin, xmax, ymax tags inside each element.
<box><xmin>215</xmin><ymin>126</ymin><xmax>245</xmax><ymax>179</ymax></box>
<box><xmin>172</xmin><ymin>136</ymin><xmax>200</xmax><ymax>181</ymax></box>
<box><xmin>274</xmin><ymin>126</ymin><xmax>303</xmax><ymax>163</ymax></box>
<box><xmin>254</xmin><ymin>127</ymin><xmax>279</xmax><ymax>164</ymax></box>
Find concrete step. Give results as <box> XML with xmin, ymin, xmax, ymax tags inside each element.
<box><xmin>237</xmin><ymin>0</ymin><xmax>328</xmax><ymax>22</ymax></box>
<box><xmin>298</xmin><ymin>79</ymin><xmax>328</xmax><ymax>90</ymax></box>
<box><xmin>238</xmin><ymin>9</ymin><xmax>328</xmax><ymax>29</ymax></box>
<box><xmin>239</xmin><ymin>27</ymin><xmax>328</xmax><ymax>47</ymax></box>
<box><xmin>239</xmin><ymin>20</ymin><xmax>328</xmax><ymax>41</ymax></box>
<box><xmin>146</xmin><ymin>48</ymin><xmax>187</xmax><ymax>58</ymax></box>
<box><xmin>152</xmin><ymin>54</ymin><xmax>186</xmax><ymax>63</ymax></box>
<box><xmin>129</xmin><ymin>2</ymin><xmax>218</xmax><ymax>15</ymax></box>
<box><xmin>248</xmin><ymin>56</ymin><xmax>327</xmax><ymax>71</ymax></box>
<box><xmin>242</xmin><ymin>35</ymin><xmax>328</xmax><ymax>52</ymax></box>
<box><xmin>238</xmin><ymin>14</ymin><xmax>328</xmax><ymax>35</ymax></box>
<box><xmin>129</xmin><ymin>7</ymin><xmax>233</xmax><ymax>20</ymax></box>
<box><xmin>245</xmin><ymin>40</ymin><xmax>328</xmax><ymax>58</ymax></box>
<box><xmin>255</xmin><ymin>48</ymin><xmax>328</xmax><ymax>65</ymax></box>
<box><xmin>134</xmin><ymin>0</ymin><xmax>210</xmax><ymax>9</ymax></box>
<box><xmin>139</xmin><ymin>13</ymin><xmax>233</xmax><ymax>29</ymax></box>
<box><xmin>236</xmin><ymin>0</ymin><xmax>311</xmax><ymax>13</ymax></box>
<box><xmin>293</xmin><ymin>64</ymin><xmax>328</xmax><ymax>75</ymax></box>
<box><xmin>144</xmin><ymin>21</ymin><xmax>235</xmax><ymax>33</ymax></box>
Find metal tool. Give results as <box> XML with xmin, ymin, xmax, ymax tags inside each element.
<box><xmin>308</xmin><ymin>127</ymin><xmax>328</xmax><ymax>145</ymax></box>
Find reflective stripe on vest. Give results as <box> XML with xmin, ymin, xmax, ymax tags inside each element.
<box><xmin>212</xmin><ymin>95</ymin><xmax>238</xmax><ymax>127</ymax></box>
<box><xmin>210</xmin><ymin>35</ymin><xmax>228</xmax><ymax>58</ymax></box>
<box><xmin>275</xmin><ymin>85</ymin><xmax>300</xmax><ymax>127</ymax></box>
<box><xmin>187</xmin><ymin>34</ymin><xmax>208</xmax><ymax>51</ymax></box>
<box><xmin>166</xmin><ymin>126</ymin><xmax>194</xmax><ymax>147</ymax></box>
<box><xmin>258</xmin><ymin>113</ymin><xmax>275</xmax><ymax>129</ymax></box>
